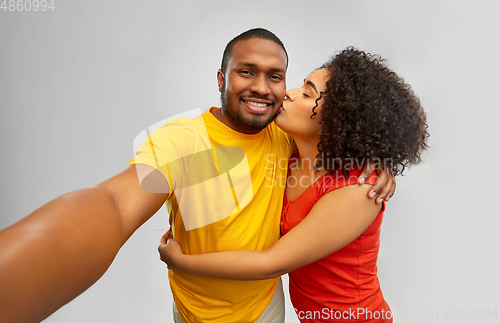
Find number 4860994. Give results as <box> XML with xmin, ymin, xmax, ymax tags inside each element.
<box><xmin>1</xmin><ymin>0</ymin><xmax>56</xmax><ymax>11</ymax></box>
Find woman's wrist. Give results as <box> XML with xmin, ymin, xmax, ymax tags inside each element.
<box><xmin>171</xmin><ymin>252</ymin><xmax>185</xmax><ymax>271</ymax></box>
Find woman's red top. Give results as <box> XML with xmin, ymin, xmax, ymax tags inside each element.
<box><xmin>280</xmin><ymin>155</ymin><xmax>392</xmax><ymax>322</ymax></box>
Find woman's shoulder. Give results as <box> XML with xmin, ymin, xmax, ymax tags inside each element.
<box><xmin>321</xmin><ymin>167</ymin><xmax>372</xmax><ymax>194</ymax></box>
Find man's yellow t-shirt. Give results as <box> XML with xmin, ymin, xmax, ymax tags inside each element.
<box><xmin>129</xmin><ymin>107</ymin><xmax>293</xmax><ymax>322</ymax></box>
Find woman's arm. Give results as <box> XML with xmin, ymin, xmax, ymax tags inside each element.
<box><xmin>158</xmin><ymin>183</ymin><xmax>382</xmax><ymax>280</ymax></box>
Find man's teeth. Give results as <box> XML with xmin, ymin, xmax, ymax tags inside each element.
<box><xmin>245</xmin><ymin>101</ymin><xmax>269</xmax><ymax>108</ymax></box>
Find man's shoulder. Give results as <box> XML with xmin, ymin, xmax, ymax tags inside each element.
<box><xmin>159</xmin><ymin>113</ymin><xmax>205</xmax><ymax>130</ymax></box>
<box><xmin>146</xmin><ymin>112</ymin><xmax>211</xmax><ymax>147</ymax></box>
<box><xmin>269</xmin><ymin>121</ymin><xmax>288</xmax><ymax>134</ymax></box>
<box><xmin>138</xmin><ymin>110</ymin><xmax>212</xmax><ymax>159</ymax></box>
<box><xmin>265</xmin><ymin>122</ymin><xmax>293</xmax><ymax>148</ymax></box>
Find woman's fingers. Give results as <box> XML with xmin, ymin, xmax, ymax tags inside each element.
<box><xmin>160</xmin><ymin>228</ymin><xmax>173</xmax><ymax>245</ymax></box>
<box><xmin>368</xmin><ymin>167</ymin><xmax>395</xmax><ymax>204</ymax></box>
<box><xmin>358</xmin><ymin>162</ymin><xmax>375</xmax><ymax>185</ymax></box>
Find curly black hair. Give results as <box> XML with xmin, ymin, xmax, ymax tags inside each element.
<box><xmin>316</xmin><ymin>47</ymin><xmax>429</xmax><ymax>176</ymax></box>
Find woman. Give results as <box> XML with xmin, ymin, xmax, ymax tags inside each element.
<box><xmin>159</xmin><ymin>47</ymin><xmax>429</xmax><ymax>322</ymax></box>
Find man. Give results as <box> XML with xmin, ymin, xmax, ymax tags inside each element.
<box><xmin>141</xmin><ymin>30</ymin><xmax>293</xmax><ymax>323</ymax></box>
<box><xmin>0</xmin><ymin>28</ymin><xmax>393</xmax><ymax>323</ymax></box>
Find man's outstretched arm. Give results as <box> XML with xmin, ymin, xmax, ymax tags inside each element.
<box><xmin>0</xmin><ymin>164</ymin><xmax>168</xmax><ymax>323</ymax></box>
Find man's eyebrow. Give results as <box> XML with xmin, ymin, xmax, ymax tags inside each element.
<box><xmin>271</xmin><ymin>67</ymin><xmax>286</xmax><ymax>73</ymax></box>
<box><xmin>237</xmin><ymin>62</ymin><xmax>285</xmax><ymax>73</ymax></box>
<box><xmin>238</xmin><ymin>62</ymin><xmax>257</xmax><ymax>68</ymax></box>
<box><xmin>304</xmin><ymin>79</ymin><xmax>318</xmax><ymax>94</ymax></box>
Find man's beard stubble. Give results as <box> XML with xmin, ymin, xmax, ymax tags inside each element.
<box><xmin>220</xmin><ymin>86</ymin><xmax>277</xmax><ymax>133</ymax></box>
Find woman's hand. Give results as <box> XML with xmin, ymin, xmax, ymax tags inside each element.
<box><xmin>358</xmin><ymin>162</ymin><xmax>396</xmax><ymax>204</ymax></box>
<box><xmin>158</xmin><ymin>229</ymin><xmax>184</xmax><ymax>270</ymax></box>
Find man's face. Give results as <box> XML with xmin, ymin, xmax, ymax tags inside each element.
<box><xmin>218</xmin><ymin>38</ymin><xmax>287</xmax><ymax>134</ymax></box>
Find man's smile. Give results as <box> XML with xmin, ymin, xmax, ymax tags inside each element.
<box><xmin>242</xmin><ymin>98</ymin><xmax>274</xmax><ymax>114</ymax></box>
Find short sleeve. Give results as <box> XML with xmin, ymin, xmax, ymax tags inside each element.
<box><xmin>128</xmin><ymin>115</ymin><xmax>212</xmax><ymax>195</ymax></box>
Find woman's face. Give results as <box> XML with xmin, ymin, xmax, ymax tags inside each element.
<box><xmin>275</xmin><ymin>68</ymin><xmax>329</xmax><ymax>141</ymax></box>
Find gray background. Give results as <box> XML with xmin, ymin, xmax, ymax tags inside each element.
<box><xmin>1</xmin><ymin>1</ymin><xmax>499</xmax><ymax>322</ymax></box>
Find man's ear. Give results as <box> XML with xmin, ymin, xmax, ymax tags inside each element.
<box><xmin>217</xmin><ymin>69</ymin><xmax>224</xmax><ymax>92</ymax></box>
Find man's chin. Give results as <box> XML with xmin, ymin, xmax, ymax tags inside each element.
<box><xmin>236</xmin><ymin>114</ymin><xmax>274</xmax><ymax>132</ymax></box>
<box><xmin>221</xmin><ymin>103</ymin><xmax>276</xmax><ymax>132</ymax></box>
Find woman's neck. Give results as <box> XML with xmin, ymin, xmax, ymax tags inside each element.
<box><xmin>292</xmin><ymin>137</ymin><xmax>326</xmax><ymax>175</ymax></box>
<box><xmin>285</xmin><ymin>136</ymin><xmax>329</xmax><ymax>200</ymax></box>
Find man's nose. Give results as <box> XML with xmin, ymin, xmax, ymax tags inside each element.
<box><xmin>249</xmin><ymin>75</ymin><xmax>271</xmax><ymax>96</ymax></box>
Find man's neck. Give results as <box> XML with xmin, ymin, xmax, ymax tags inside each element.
<box><xmin>211</xmin><ymin>108</ymin><xmax>225</xmax><ymax>123</ymax></box>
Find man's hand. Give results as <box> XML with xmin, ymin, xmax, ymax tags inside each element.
<box><xmin>0</xmin><ymin>165</ymin><xmax>168</xmax><ymax>323</ymax></box>
<box><xmin>158</xmin><ymin>229</ymin><xmax>183</xmax><ymax>270</ymax></box>
<box><xmin>358</xmin><ymin>163</ymin><xmax>396</xmax><ymax>204</ymax></box>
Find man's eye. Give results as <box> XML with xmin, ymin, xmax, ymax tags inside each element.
<box><xmin>240</xmin><ymin>70</ymin><xmax>252</xmax><ymax>75</ymax></box>
<box><xmin>270</xmin><ymin>75</ymin><xmax>282</xmax><ymax>80</ymax></box>
<box><xmin>302</xmin><ymin>93</ymin><xmax>310</xmax><ymax>98</ymax></box>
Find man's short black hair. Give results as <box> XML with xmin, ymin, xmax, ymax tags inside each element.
<box><xmin>220</xmin><ymin>28</ymin><xmax>288</xmax><ymax>74</ymax></box>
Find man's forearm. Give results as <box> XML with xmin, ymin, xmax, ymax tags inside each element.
<box><xmin>0</xmin><ymin>186</ymin><xmax>127</xmax><ymax>323</ymax></box>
